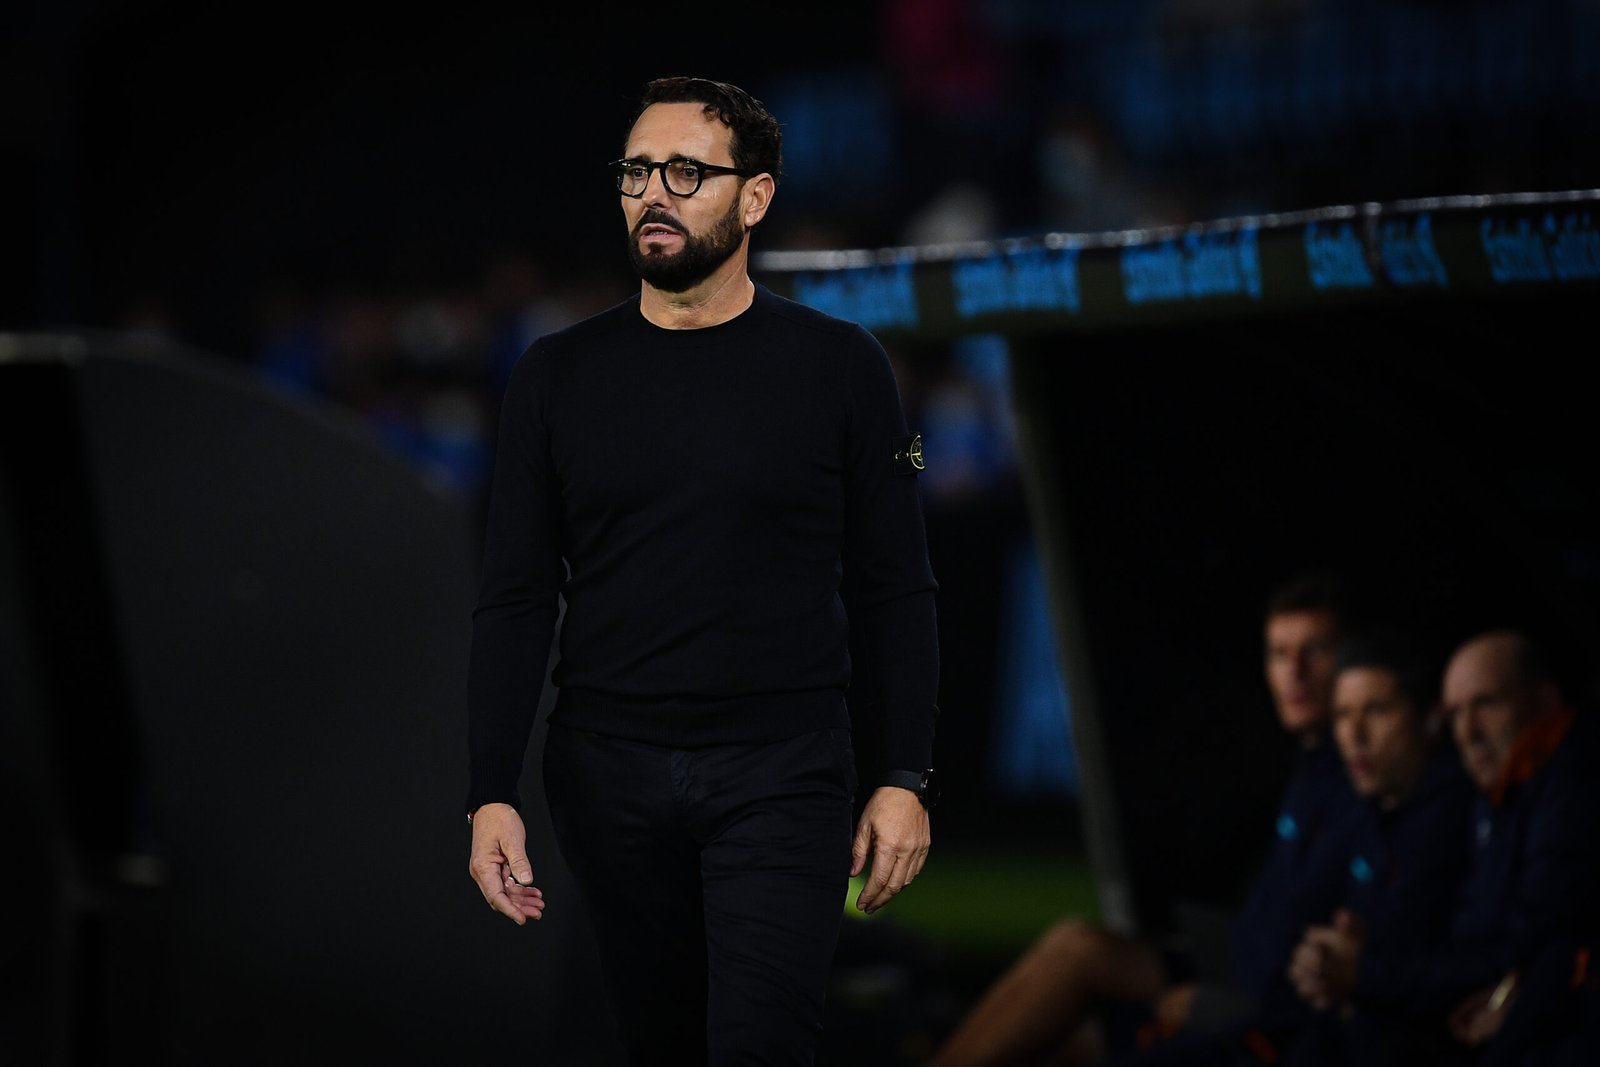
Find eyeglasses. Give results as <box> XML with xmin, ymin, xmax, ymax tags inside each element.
<box><xmin>611</xmin><ymin>157</ymin><xmax>755</xmax><ymax>198</ymax></box>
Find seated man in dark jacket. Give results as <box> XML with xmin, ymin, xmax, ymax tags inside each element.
<box><xmin>925</xmin><ymin>573</ymin><xmax>1357</xmax><ymax>1067</ymax></box>
<box><xmin>1287</xmin><ymin>628</ymin><xmax>1600</xmax><ymax>1065</ymax></box>
<box><xmin>1120</xmin><ymin>628</ymin><xmax>1477</xmax><ymax>1067</ymax></box>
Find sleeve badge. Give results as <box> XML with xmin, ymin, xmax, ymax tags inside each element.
<box><xmin>893</xmin><ymin>433</ymin><xmax>925</xmax><ymax>476</ymax></box>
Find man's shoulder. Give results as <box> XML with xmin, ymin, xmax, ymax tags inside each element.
<box><xmin>753</xmin><ymin>284</ymin><xmax>882</xmax><ymax>347</ymax></box>
<box><xmin>1279</xmin><ymin>736</ymin><xmax>1359</xmax><ymax>825</ymax></box>
<box><xmin>1416</xmin><ymin>747</ymin><xmax>1477</xmax><ymax>809</ymax></box>
<box><xmin>534</xmin><ymin>293</ymin><xmax>644</xmax><ymax>354</ymax></box>
<box><xmin>1525</xmin><ymin>709</ymin><xmax>1600</xmax><ymax>806</ymax></box>
<box><xmin>502</xmin><ymin>297</ymin><xmax>638</xmax><ymax>393</ymax></box>
<box><xmin>1391</xmin><ymin>748</ymin><xmax>1476</xmax><ymax>839</ymax></box>
<box><xmin>1294</xmin><ymin>732</ymin><xmax>1351</xmax><ymax>790</ymax></box>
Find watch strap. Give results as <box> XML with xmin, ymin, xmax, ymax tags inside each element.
<box><xmin>881</xmin><ymin>769</ymin><xmax>927</xmax><ymax>793</ymax></box>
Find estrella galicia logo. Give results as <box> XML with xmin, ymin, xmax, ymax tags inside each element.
<box><xmin>893</xmin><ymin>433</ymin><xmax>925</xmax><ymax>475</ymax></box>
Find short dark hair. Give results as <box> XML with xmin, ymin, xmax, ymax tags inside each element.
<box><xmin>632</xmin><ymin>76</ymin><xmax>783</xmax><ymax>185</ymax></box>
<box><xmin>1333</xmin><ymin>628</ymin><xmax>1445</xmax><ymax>718</ymax></box>
<box><xmin>1264</xmin><ymin>571</ymin><xmax>1348</xmax><ymax>626</ymax></box>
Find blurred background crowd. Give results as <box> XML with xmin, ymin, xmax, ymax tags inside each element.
<box><xmin>13</xmin><ymin>1</ymin><xmax>1599</xmax><ymax>492</ymax></box>
<box><xmin>12</xmin><ymin>0</ymin><xmax>1595</xmax><ymax>819</ymax></box>
<box><xmin>7</xmin><ymin>0</ymin><xmax>1600</xmax><ymax>1061</ymax></box>
<box><xmin>10</xmin><ymin>1</ymin><xmax>1595</xmax><ymax>496</ymax></box>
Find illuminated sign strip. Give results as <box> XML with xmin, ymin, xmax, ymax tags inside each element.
<box><xmin>755</xmin><ymin>190</ymin><xmax>1600</xmax><ymax>339</ymax></box>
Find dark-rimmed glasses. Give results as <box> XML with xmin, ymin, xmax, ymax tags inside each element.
<box><xmin>611</xmin><ymin>157</ymin><xmax>755</xmax><ymax>198</ymax></box>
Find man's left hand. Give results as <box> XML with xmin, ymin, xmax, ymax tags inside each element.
<box><xmin>851</xmin><ymin>786</ymin><xmax>930</xmax><ymax>914</ymax></box>
<box><xmin>1288</xmin><ymin>908</ymin><xmax>1365</xmax><ymax>1011</ymax></box>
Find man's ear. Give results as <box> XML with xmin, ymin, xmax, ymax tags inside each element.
<box><xmin>742</xmin><ymin>173</ymin><xmax>775</xmax><ymax>228</ymax></box>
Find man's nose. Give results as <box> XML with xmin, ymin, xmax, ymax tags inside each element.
<box><xmin>641</xmin><ymin>167</ymin><xmax>674</xmax><ymax>207</ymax></box>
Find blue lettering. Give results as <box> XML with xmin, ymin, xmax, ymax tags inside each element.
<box><xmin>1237</xmin><ymin>228</ymin><xmax>1263</xmax><ymax>298</ymax></box>
<box><xmin>792</xmin><ymin>261</ymin><xmax>920</xmax><ymax>330</ymax></box>
<box><xmin>1548</xmin><ymin>212</ymin><xmax>1600</xmax><ymax>281</ymax></box>
<box><xmin>1480</xmin><ymin>217</ymin><xmax>1553</xmax><ymax>282</ymax></box>
<box><xmin>1122</xmin><ymin>229</ymin><xmax>1261</xmax><ymax>303</ymax></box>
<box><xmin>1380</xmin><ymin>213</ymin><xmax>1449</xmax><ymax>288</ymax></box>
<box><xmin>952</xmin><ymin>246</ymin><xmax>1081</xmax><ymax>318</ymax></box>
<box><xmin>1305</xmin><ymin>221</ymin><xmax>1375</xmax><ymax>289</ymax></box>
<box><xmin>1122</xmin><ymin>242</ymin><xmax>1187</xmax><ymax>303</ymax></box>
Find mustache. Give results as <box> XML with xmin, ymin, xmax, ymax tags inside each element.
<box><xmin>632</xmin><ymin>209</ymin><xmax>689</xmax><ymax>239</ymax></box>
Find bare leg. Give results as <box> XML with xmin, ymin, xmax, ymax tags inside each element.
<box><xmin>927</xmin><ymin>919</ymin><xmax>1168</xmax><ymax>1067</ymax></box>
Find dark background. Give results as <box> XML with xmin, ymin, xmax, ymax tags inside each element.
<box><xmin>12</xmin><ymin>1</ymin><xmax>1599</xmax><ymax>358</ymax></box>
<box><xmin>6</xmin><ymin>1</ymin><xmax>1600</xmax><ymax>1062</ymax></box>
<box><xmin>1007</xmin><ymin>309</ymin><xmax>1600</xmax><ymax>934</ymax></box>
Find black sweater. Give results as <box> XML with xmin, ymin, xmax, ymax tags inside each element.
<box><xmin>466</xmin><ymin>284</ymin><xmax>940</xmax><ymax>814</ymax></box>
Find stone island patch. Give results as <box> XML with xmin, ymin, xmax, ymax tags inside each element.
<box><xmin>893</xmin><ymin>432</ymin><xmax>925</xmax><ymax>476</ymax></box>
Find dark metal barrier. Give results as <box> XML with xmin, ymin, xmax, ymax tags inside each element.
<box><xmin>0</xmin><ymin>336</ymin><xmax>617</xmax><ymax>1065</ymax></box>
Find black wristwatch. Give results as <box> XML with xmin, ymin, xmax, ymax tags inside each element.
<box><xmin>882</xmin><ymin>768</ymin><xmax>939</xmax><ymax>810</ymax></box>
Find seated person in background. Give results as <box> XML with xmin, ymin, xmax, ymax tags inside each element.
<box><xmin>1288</xmin><ymin>627</ymin><xmax>1600</xmax><ymax>1066</ymax></box>
<box><xmin>924</xmin><ymin>573</ymin><xmax>1356</xmax><ymax>1067</ymax></box>
<box><xmin>1228</xmin><ymin>628</ymin><xmax>1478</xmax><ymax>1066</ymax></box>
<box><xmin>1461</xmin><ymin>932</ymin><xmax>1600</xmax><ymax>1067</ymax></box>
<box><xmin>1116</xmin><ymin>626</ymin><xmax>1477</xmax><ymax>1066</ymax></box>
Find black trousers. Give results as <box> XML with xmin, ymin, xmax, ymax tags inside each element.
<box><xmin>543</xmin><ymin>722</ymin><xmax>858</xmax><ymax>1066</ymax></box>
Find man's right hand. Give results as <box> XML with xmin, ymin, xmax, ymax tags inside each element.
<box><xmin>468</xmin><ymin>802</ymin><xmax>544</xmax><ymax>925</ymax></box>
<box><xmin>1449</xmin><ymin>972</ymin><xmax>1518</xmax><ymax>1046</ymax></box>
<box><xmin>1153</xmin><ymin>982</ymin><xmax>1196</xmax><ymax>1032</ymax></box>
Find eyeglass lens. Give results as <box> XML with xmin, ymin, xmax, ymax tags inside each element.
<box><xmin>617</xmin><ymin>160</ymin><xmax>710</xmax><ymax>197</ymax></box>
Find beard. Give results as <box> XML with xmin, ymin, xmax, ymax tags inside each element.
<box><xmin>626</xmin><ymin>198</ymin><xmax>746</xmax><ymax>293</ymax></box>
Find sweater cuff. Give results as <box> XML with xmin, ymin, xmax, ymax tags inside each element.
<box><xmin>465</xmin><ymin>758</ymin><xmax>524</xmax><ymax>818</ymax></box>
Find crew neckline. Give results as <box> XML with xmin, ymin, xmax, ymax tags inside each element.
<box><xmin>633</xmin><ymin>283</ymin><xmax>769</xmax><ymax>344</ymax></box>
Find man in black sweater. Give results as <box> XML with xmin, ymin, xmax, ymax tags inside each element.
<box><xmin>464</xmin><ymin>75</ymin><xmax>940</xmax><ymax>1065</ymax></box>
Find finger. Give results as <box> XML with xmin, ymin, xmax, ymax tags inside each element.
<box><xmin>858</xmin><ymin>849</ymin><xmax>912</xmax><ymax>914</ymax></box>
<box><xmin>855</xmin><ymin>852</ymin><xmax>893</xmax><ymax>913</ymax></box>
<box><xmin>1304</xmin><ymin>927</ymin><xmax>1342</xmax><ymax>951</ymax></box>
<box><xmin>855</xmin><ymin>872</ymin><xmax>885</xmax><ymax>913</ymax></box>
<box><xmin>472</xmin><ymin>857</ymin><xmax>508</xmax><ymax>904</ymax></box>
<box><xmin>477</xmin><ymin>863</ymin><xmax>532</xmax><ymax>925</ymax></box>
<box><xmin>470</xmin><ymin>841</ymin><xmax>532</xmax><ymax>925</ymax></box>
<box><xmin>905</xmin><ymin>842</ymin><xmax>930</xmax><ymax>885</ymax></box>
<box><xmin>503</xmin><ymin>844</ymin><xmax>535</xmax><ymax>888</ymax></box>
<box><xmin>1290</xmin><ymin>955</ymin><xmax>1324</xmax><ymax>993</ymax></box>
<box><xmin>887</xmin><ymin>845</ymin><xmax>918</xmax><ymax>890</ymax></box>
<box><xmin>486</xmin><ymin>887</ymin><xmax>525</xmax><ymax>925</ymax></box>
<box><xmin>503</xmin><ymin>873</ymin><xmax>544</xmax><ymax>899</ymax></box>
<box><xmin>850</xmin><ymin>819</ymin><xmax>872</xmax><ymax>877</ymax></box>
